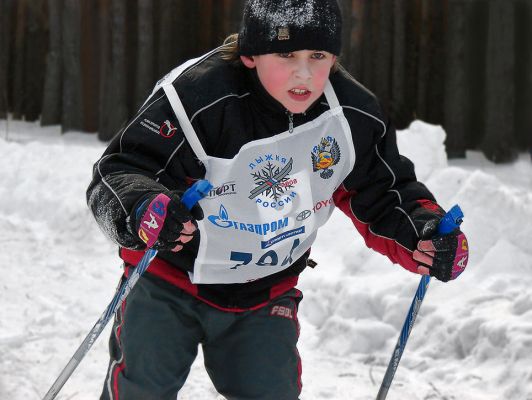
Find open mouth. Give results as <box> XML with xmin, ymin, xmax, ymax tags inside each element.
<box><xmin>289</xmin><ymin>88</ymin><xmax>311</xmax><ymax>96</ymax></box>
<box><xmin>288</xmin><ymin>88</ymin><xmax>312</xmax><ymax>102</ymax></box>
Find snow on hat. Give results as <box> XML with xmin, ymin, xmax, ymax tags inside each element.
<box><xmin>238</xmin><ymin>0</ymin><xmax>342</xmax><ymax>56</ymax></box>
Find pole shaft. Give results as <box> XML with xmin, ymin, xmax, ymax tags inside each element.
<box><xmin>376</xmin><ymin>205</ymin><xmax>463</xmax><ymax>399</ymax></box>
<box><xmin>376</xmin><ymin>275</ymin><xmax>430</xmax><ymax>400</ymax></box>
<box><xmin>41</xmin><ymin>250</ymin><xmax>156</xmax><ymax>400</ymax></box>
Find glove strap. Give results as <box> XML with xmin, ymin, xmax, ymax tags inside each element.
<box><xmin>451</xmin><ymin>232</ymin><xmax>469</xmax><ymax>279</ymax></box>
<box><xmin>138</xmin><ymin>194</ymin><xmax>171</xmax><ymax>248</ymax></box>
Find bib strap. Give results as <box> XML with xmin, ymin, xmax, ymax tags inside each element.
<box><xmin>163</xmin><ymin>84</ymin><xmax>208</xmax><ymax>161</ymax></box>
<box><xmin>324</xmin><ymin>80</ymin><xmax>341</xmax><ymax>110</ymax></box>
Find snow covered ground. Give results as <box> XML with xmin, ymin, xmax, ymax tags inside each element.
<box><xmin>1</xmin><ymin>119</ymin><xmax>531</xmax><ymax>400</ymax></box>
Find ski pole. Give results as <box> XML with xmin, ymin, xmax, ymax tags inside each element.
<box><xmin>376</xmin><ymin>205</ymin><xmax>464</xmax><ymax>400</ymax></box>
<box><xmin>42</xmin><ymin>180</ymin><xmax>213</xmax><ymax>400</ymax></box>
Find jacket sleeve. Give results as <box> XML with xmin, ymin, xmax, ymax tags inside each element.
<box><xmin>86</xmin><ymin>89</ymin><xmax>203</xmax><ymax>249</ymax></box>
<box><xmin>333</xmin><ymin>105</ymin><xmax>443</xmax><ymax>274</ymax></box>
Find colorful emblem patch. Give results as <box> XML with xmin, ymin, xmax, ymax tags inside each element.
<box><xmin>248</xmin><ymin>154</ymin><xmax>298</xmax><ymax>209</ymax></box>
<box><xmin>311</xmin><ymin>136</ymin><xmax>341</xmax><ymax>179</ymax></box>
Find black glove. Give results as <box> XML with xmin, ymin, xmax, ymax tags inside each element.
<box><xmin>132</xmin><ymin>191</ymin><xmax>203</xmax><ymax>251</ymax></box>
<box><xmin>412</xmin><ymin>207</ymin><xmax>469</xmax><ymax>282</ymax></box>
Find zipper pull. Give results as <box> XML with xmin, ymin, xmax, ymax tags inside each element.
<box><xmin>288</xmin><ymin>112</ymin><xmax>294</xmax><ymax>133</ymax></box>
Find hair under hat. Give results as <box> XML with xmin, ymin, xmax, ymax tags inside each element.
<box><xmin>238</xmin><ymin>0</ymin><xmax>343</xmax><ymax>56</ymax></box>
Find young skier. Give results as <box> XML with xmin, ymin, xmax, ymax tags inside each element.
<box><xmin>87</xmin><ymin>0</ymin><xmax>469</xmax><ymax>398</ymax></box>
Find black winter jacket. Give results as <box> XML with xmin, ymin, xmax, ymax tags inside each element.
<box><xmin>87</xmin><ymin>46</ymin><xmax>439</xmax><ymax>309</ymax></box>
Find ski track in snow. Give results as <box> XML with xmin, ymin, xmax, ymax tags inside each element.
<box><xmin>1</xmin><ymin>120</ymin><xmax>531</xmax><ymax>399</ymax></box>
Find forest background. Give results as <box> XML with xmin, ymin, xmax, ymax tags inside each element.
<box><xmin>1</xmin><ymin>0</ymin><xmax>531</xmax><ymax>162</ymax></box>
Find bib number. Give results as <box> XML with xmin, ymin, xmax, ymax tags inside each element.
<box><xmin>229</xmin><ymin>239</ymin><xmax>301</xmax><ymax>270</ymax></box>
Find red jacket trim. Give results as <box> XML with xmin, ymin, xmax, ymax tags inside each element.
<box><xmin>417</xmin><ymin>199</ymin><xmax>445</xmax><ymax>214</ymax></box>
<box><xmin>332</xmin><ymin>185</ymin><xmax>419</xmax><ymax>274</ymax></box>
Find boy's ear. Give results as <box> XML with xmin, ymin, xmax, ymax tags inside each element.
<box><xmin>240</xmin><ymin>55</ymin><xmax>256</xmax><ymax>69</ymax></box>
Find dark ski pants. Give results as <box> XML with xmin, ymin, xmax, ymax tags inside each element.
<box><xmin>100</xmin><ymin>273</ymin><xmax>303</xmax><ymax>400</ymax></box>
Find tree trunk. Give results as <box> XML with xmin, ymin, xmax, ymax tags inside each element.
<box><xmin>97</xmin><ymin>0</ymin><xmax>110</xmax><ymax>138</ymax></box>
<box><xmin>465</xmin><ymin>0</ymin><xmax>488</xmax><ymax>150</ymax></box>
<box><xmin>198</xmin><ymin>0</ymin><xmax>214</xmax><ymax>50</ymax></box>
<box><xmin>443</xmin><ymin>0</ymin><xmax>468</xmax><ymax>158</ymax></box>
<box><xmin>425</xmin><ymin>0</ymin><xmax>446</xmax><ymax>124</ymax></box>
<box><xmin>185</xmin><ymin>1</ymin><xmax>202</xmax><ymax>57</ymax></box>
<box><xmin>415</xmin><ymin>1</ymin><xmax>447</xmax><ymax>124</ymax></box>
<box><xmin>42</xmin><ymin>0</ymin><xmax>63</xmax><ymax>125</ymax></box>
<box><xmin>416</xmin><ymin>0</ymin><xmax>431</xmax><ymax>121</ymax></box>
<box><xmin>360</xmin><ymin>1</ymin><xmax>375</xmax><ymax>89</ymax></box>
<box><xmin>212</xmin><ymin>0</ymin><xmax>227</xmax><ymax>45</ymax></box>
<box><xmin>98</xmin><ymin>0</ymin><xmax>127</xmax><ymax>140</ymax></box>
<box><xmin>347</xmin><ymin>0</ymin><xmax>365</xmax><ymax>79</ymax></box>
<box><xmin>403</xmin><ymin>0</ymin><xmax>421</xmax><ymax>123</ymax></box>
<box><xmin>481</xmin><ymin>0</ymin><xmax>517</xmax><ymax>163</ymax></box>
<box><xmin>156</xmin><ymin>0</ymin><xmax>181</xmax><ymax>78</ymax></box>
<box><xmin>125</xmin><ymin>4</ymin><xmax>137</xmax><ymax>115</ymax></box>
<box><xmin>390</xmin><ymin>0</ymin><xmax>408</xmax><ymax>128</ymax></box>
<box><xmin>374</xmin><ymin>0</ymin><xmax>393</xmax><ymax>115</ymax></box>
<box><xmin>222</xmin><ymin>0</ymin><xmax>245</xmax><ymax>38</ymax></box>
<box><xmin>515</xmin><ymin>0</ymin><xmax>532</xmax><ymax>149</ymax></box>
<box><xmin>12</xmin><ymin>0</ymin><xmax>27</xmax><ymax>119</ymax></box>
<box><xmin>0</xmin><ymin>0</ymin><xmax>15</xmax><ymax>118</ymax></box>
<box><xmin>80</xmin><ymin>0</ymin><xmax>100</xmax><ymax>132</ymax></box>
<box><xmin>22</xmin><ymin>0</ymin><xmax>46</xmax><ymax>121</ymax></box>
<box><xmin>134</xmin><ymin>0</ymin><xmax>154</xmax><ymax>110</ymax></box>
<box><xmin>338</xmin><ymin>0</ymin><xmax>354</xmax><ymax>75</ymax></box>
<box><xmin>62</xmin><ymin>0</ymin><xmax>83</xmax><ymax>132</ymax></box>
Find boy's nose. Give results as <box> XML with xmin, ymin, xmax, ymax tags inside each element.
<box><xmin>294</xmin><ymin>62</ymin><xmax>312</xmax><ymax>81</ymax></box>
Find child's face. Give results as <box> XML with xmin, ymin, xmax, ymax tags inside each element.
<box><xmin>241</xmin><ymin>50</ymin><xmax>336</xmax><ymax>114</ymax></box>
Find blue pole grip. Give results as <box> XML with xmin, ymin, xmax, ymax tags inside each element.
<box><xmin>437</xmin><ymin>204</ymin><xmax>464</xmax><ymax>235</ymax></box>
<box><xmin>181</xmin><ymin>180</ymin><xmax>213</xmax><ymax>210</ymax></box>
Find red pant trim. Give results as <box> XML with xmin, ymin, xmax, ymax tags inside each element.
<box><xmin>121</xmin><ymin>248</ymin><xmax>299</xmax><ymax>312</ymax></box>
<box><xmin>109</xmin><ymin>295</ymin><xmax>127</xmax><ymax>399</ymax></box>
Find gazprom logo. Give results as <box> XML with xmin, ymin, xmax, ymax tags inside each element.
<box><xmin>208</xmin><ymin>205</ymin><xmax>232</xmax><ymax>228</ymax></box>
<box><xmin>208</xmin><ymin>205</ymin><xmax>288</xmax><ymax>236</ymax></box>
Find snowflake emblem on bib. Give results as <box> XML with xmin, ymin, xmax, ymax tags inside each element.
<box><xmin>311</xmin><ymin>137</ymin><xmax>341</xmax><ymax>179</ymax></box>
<box><xmin>249</xmin><ymin>158</ymin><xmax>295</xmax><ymax>201</ymax></box>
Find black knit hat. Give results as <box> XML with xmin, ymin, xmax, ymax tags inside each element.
<box><xmin>238</xmin><ymin>0</ymin><xmax>342</xmax><ymax>56</ymax></box>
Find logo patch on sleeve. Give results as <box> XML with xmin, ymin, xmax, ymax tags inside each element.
<box><xmin>159</xmin><ymin>120</ymin><xmax>177</xmax><ymax>138</ymax></box>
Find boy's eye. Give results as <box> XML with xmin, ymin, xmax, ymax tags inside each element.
<box><xmin>311</xmin><ymin>52</ymin><xmax>326</xmax><ymax>60</ymax></box>
<box><xmin>278</xmin><ymin>52</ymin><xmax>292</xmax><ymax>58</ymax></box>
